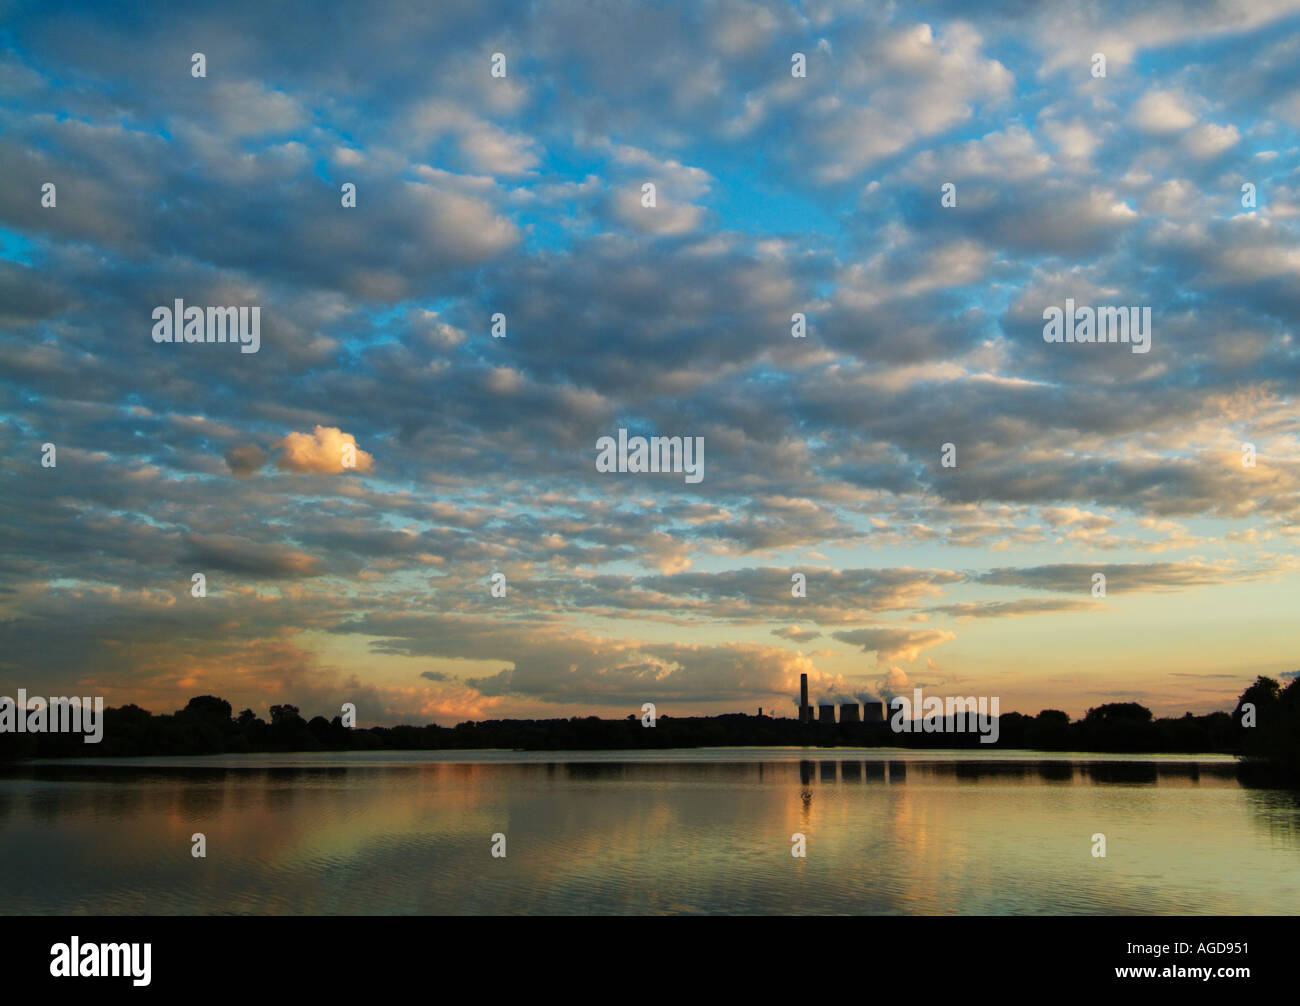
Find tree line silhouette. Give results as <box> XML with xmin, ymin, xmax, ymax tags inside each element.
<box><xmin>1</xmin><ymin>675</ymin><xmax>1296</xmax><ymax>779</ymax></box>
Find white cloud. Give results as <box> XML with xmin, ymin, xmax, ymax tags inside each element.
<box><xmin>276</xmin><ymin>426</ymin><xmax>375</xmax><ymax>474</ymax></box>
<box><xmin>1129</xmin><ymin>89</ymin><xmax>1198</xmax><ymax>134</ymax></box>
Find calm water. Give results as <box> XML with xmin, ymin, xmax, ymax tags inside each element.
<box><xmin>1</xmin><ymin>748</ymin><xmax>1297</xmax><ymax>915</ymax></box>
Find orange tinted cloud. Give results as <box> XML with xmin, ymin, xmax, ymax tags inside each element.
<box><xmin>276</xmin><ymin>425</ymin><xmax>375</xmax><ymax>474</ymax></box>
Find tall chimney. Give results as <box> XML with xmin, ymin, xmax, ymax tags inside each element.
<box><xmin>800</xmin><ymin>674</ymin><xmax>810</xmax><ymax>723</ymax></box>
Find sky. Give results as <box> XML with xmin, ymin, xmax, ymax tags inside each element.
<box><xmin>1</xmin><ymin>0</ymin><xmax>1299</xmax><ymax>726</ymax></box>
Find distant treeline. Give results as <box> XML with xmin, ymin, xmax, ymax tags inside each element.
<box><xmin>2</xmin><ymin>676</ymin><xmax>1297</xmax><ymax>779</ymax></box>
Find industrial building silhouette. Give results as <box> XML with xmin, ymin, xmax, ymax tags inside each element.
<box><xmin>798</xmin><ymin>673</ymin><xmax>885</xmax><ymax>724</ymax></box>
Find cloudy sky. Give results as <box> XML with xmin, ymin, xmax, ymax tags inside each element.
<box><xmin>2</xmin><ymin>0</ymin><xmax>1299</xmax><ymax>725</ymax></box>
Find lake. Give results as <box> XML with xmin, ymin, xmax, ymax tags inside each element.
<box><xmin>1</xmin><ymin>748</ymin><xmax>1296</xmax><ymax>914</ymax></box>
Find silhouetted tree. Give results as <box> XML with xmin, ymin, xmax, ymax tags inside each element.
<box><xmin>269</xmin><ymin>704</ymin><xmax>302</xmax><ymax>726</ymax></box>
<box><xmin>1085</xmin><ymin>702</ymin><xmax>1153</xmax><ymax>724</ymax></box>
<box><xmin>268</xmin><ymin>703</ymin><xmax>310</xmax><ymax>750</ymax></box>
<box><xmin>182</xmin><ymin>696</ymin><xmax>233</xmax><ymax>722</ymax></box>
<box><xmin>1078</xmin><ymin>702</ymin><xmax>1157</xmax><ymax>752</ymax></box>
<box><xmin>0</xmin><ymin>690</ymin><xmax>1266</xmax><ymax>761</ymax></box>
<box><xmin>1025</xmin><ymin>709</ymin><xmax>1071</xmax><ymax>749</ymax></box>
<box><xmin>1234</xmin><ymin>674</ymin><xmax>1300</xmax><ymax>779</ymax></box>
<box><xmin>1234</xmin><ymin>676</ymin><xmax>1280</xmax><ymax>728</ymax></box>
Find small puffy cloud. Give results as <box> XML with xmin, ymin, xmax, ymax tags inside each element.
<box><xmin>408</xmin><ymin>308</ymin><xmax>466</xmax><ymax>349</ymax></box>
<box><xmin>404</xmin><ymin>180</ymin><xmax>521</xmax><ymax>262</ymax></box>
<box><xmin>908</xmin><ymin>125</ymin><xmax>1051</xmax><ymax>181</ymax></box>
<box><xmin>1129</xmin><ymin>89</ymin><xmax>1198</xmax><ymax>134</ymax></box>
<box><xmin>224</xmin><ymin>445</ymin><xmax>268</xmax><ymax>477</ymax></box>
<box><xmin>276</xmin><ymin>425</ymin><xmax>375</xmax><ymax>474</ymax></box>
<box><xmin>458</xmin><ymin>124</ymin><xmax>540</xmax><ymax>176</ymax></box>
<box><xmin>609</xmin><ymin>186</ymin><xmax>705</xmax><ymax>235</ymax></box>
<box><xmin>207</xmin><ymin>80</ymin><xmax>308</xmax><ymax>138</ymax></box>
<box><xmin>1041</xmin><ymin>117</ymin><xmax>1099</xmax><ymax>163</ymax></box>
<box><xmin>1183</xmin><ymin>122</ymin><xmax>1239</xmax><ymax>158</ymax></box>
<box><xmin>485</xmin><ymin>365</ymin><xmax>524</xmax><ymax>394</ymax></box>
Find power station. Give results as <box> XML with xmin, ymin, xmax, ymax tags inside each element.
<box><xmin>793</xmin><ymin>682</ymin><xmax>886</xmax><ymax>727</ymax></box>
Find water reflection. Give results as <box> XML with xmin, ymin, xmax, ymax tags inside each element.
<box><xmin>0</xmin><ymin>752</ymin><xmax>1294</xmax><ymax>915</ymax></box>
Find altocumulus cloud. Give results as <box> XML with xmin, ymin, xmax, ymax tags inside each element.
<box><xmin>0</xmin><ymin>0</ymin><xmax>1297</xmax><ymax>721</ymax></box>
<box><xmin>276</xmin><ymin>426</ymin><xmax>375</xmax><ymax>474</ymax></box>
